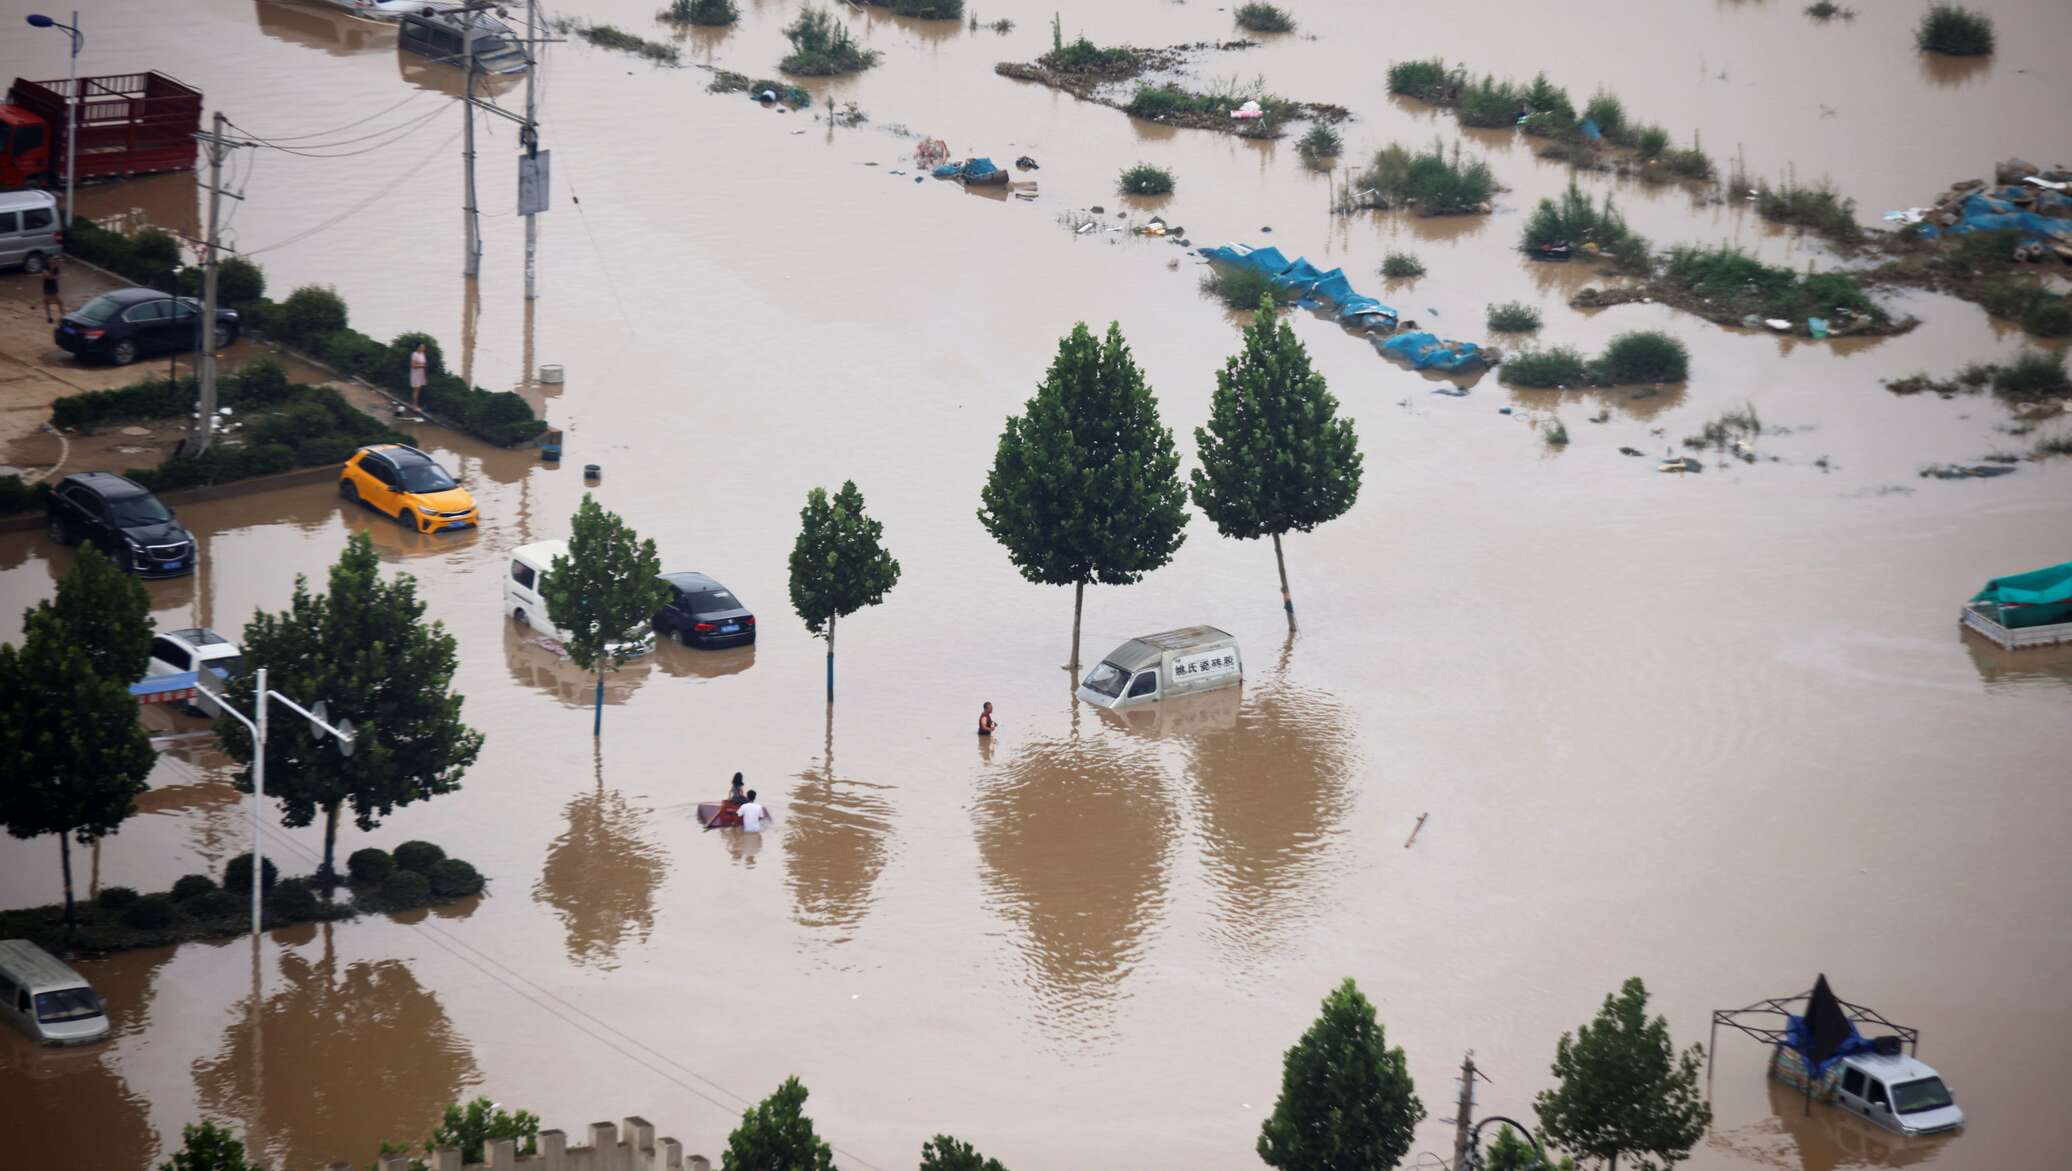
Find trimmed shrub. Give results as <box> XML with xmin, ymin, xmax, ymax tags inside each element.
<box><xmin>270</xmin><ymin>877</ymin><xmax>320</xmax><ymax>919</ymax></box>
<box><xmin>1916</xmin><ymin>4</ymin><xmax>1993</xmax><ymax>55</ymax></box>
<box><xmin>1486</xmin><ymin>301</ymin><xmax>1542</xmax><ymax>332</ymax></box>
<box><xmin>1596</xmin><ymin>330</ymin><xmax>1689</xmax><ymax>383</ymax></box>
<box><xmin>380</xmin><ymin>869</ymin><xmax>432</xmax><ymax>909</ymax></box>
<box><xmin>1234</xmin><ymin>3</ymin><xmax>1294</xmax><ymax>33</ymax></box>
<box><xmin>347</xmin><ymin>847</ymin><xmax>395</xmax><ymax>884</ymax></box>
<box><xmin>187</xmin><ymin>889</ymin><xmax>244</xmax><ymax>920</ymax></box>
<box><xmin>223</xmin><ymin>852</ymin><xmax>279</xmax><ymax>894</ymax></box>
<box><xmin>171</xmin><ymin>874</ymin><xmax>217</xmax><ymax>902</ymax></box>
<box><xmin>96</xmin><ymin>886</ymin><xmax>141</xmax><ymax>910</ymax></box>
<box><xmin>393</xmin><ymin>840</ymin><xmax>447</xmax><ymax>874</ymax></box>
<box><xmin>123</xmin><ymin>894</ymin><xmax>179</xmax><ymax>930</ymax></box>
<box><xmin>273</xmin><ymin>286</ymin><xmax>350</xmax><ymax>347</ymax></box>
<box><xmin>1118</xmin><ymin>164</ymin><xmax>1175</xmax><ymax>196</ymax></box>
<box><xmin>1381</xmin><ymin>252</ymin><xmax>1425</xmax><ymax>279</ymax></box>
<box><xmin>129</xmin><ymin>229</ymin><xmax>183</xmax><ymax>274</ymax></box>
<box><xmin>1500</xmin><ymin>347</ymin><xmax>1589</xmax><ymax>388</ymax></box>
<box><xmin>429</xmin><ymin>858</ymin><xmax>486</xmax><ymax>899</ymax></box>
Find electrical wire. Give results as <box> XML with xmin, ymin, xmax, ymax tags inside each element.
<box><xmin>224</xmin><ymin>105</ymin><xmax>452</xmax><ymax>159</ymax></box>
<box><xmin>220</xmin><ymin>87</ymin><xmax>435</xmax><ymax>143</ymax></box>
<box><xmin>242</xmin><ymin>126</ymin><xmax>462</xmax><ymax>257</ymax></box>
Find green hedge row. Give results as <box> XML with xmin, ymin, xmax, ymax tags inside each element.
<box><xmin>63</xmin><ymin>224</ymin><xmax>544</xmax><ymax>448</ymax></box>
<box><xmin>0</xmin><ymin>474</ymin><xmax>50</xmax><ymax>517</ymax></box>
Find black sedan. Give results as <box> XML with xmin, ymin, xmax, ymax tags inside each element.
<box><xmin>54</xmin><ymin>288</ymin><xmax>240</xmax><ymax>366</ymax></box>
<box><xmin>653</xmin><ymin>572</ymin><xmax>756</xmax><ymax>648</ymax></box>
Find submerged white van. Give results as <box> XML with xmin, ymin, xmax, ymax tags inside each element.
<box><xmin>0</xmin><ymin>939</ymin><xmax>111</xmax><ymax>1045</ymax></box>
<box><xmin>503</xmin><ymin>539</ymin><xmax>653</xmax><ymax>656</ymax></box>
<box><xmin>1076</xmin><ymin>626</ymin><xmax>1242</xmax><ymax>709</ymax></box>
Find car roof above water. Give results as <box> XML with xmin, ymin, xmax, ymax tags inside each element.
<box><xmin>1105</xmin><ymin>625</ymin><xmax>1235</xmax><ymax>672</ymax></box>
<box><xmin>0</xmin><ymin>939</ymin><xmax>93</xmax><ymax>993</ymax></box>
<box><xmin>164</xmin><ymin>627</ymin><xmax>233</xmax><ymax>647</ymax></box>
<box><xmin>661</xmin><ymin>571</ymin><xmax>719</xmax><ymax>590</ymax></box>
<box><xmin>61</xmin><ymin>470</ymin><xmax>152</xmax><ymax>498</ymax></box>
<box><xmin>1844</xmin><ymin>1052</ymin><xmax>1942</xmax><ymax>1083</ymax></box>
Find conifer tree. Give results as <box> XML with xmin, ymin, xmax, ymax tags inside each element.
<box><xmin>1258</xmin><ymin>978</ymin><xmax>1424</xmax><ymax>1171</ymax></box>
<box><xmin>1192</xmin><ymin>294</ymin><xmax>1363</xmax><ymax>631</ymax></box>
<box><xmin>979</xmin><ymin>321</ymin><xmax>1188</xmax><ymax>673</ymax></box>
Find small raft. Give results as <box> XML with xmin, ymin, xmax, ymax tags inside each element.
<box><xmin>697</xmin><ymin>802</ymin><xmax>742</xmax><ymax>829</ymax></box>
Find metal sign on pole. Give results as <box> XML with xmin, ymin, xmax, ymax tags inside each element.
<box><xmin>517</xmin><ymin>150</ymin><xmax>550</xmax><ymax>216</ymax></box>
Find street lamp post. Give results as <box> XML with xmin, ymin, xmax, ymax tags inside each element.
<box><xmin>197</xmin><ymin>667</ymin><xmax>357</xmax><ymax>934</ymax></box>
<box><xmin>24</xmin><ymin>12</ymin><xmax>83</xmax><ymax>227</ymax></box>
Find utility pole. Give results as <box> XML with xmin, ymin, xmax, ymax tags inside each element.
<box><xmin>190</xmin><ymin>111</ymin><xmax>246</xmax><ymax>456</ymax></box>
<box><xmin>461</xmin><ymin>30</ymin><xmax>481</xmax><ymax>278</ymax></box>
<box><xmin>1453</xmin><ymin>1051</ymin><xmax>1479</xmax><ymax>1170</ymax></box>
<box><xmin>522</xmin><ymin>0</ymin><xmax>539</xmax><ymax>300</ymax></box>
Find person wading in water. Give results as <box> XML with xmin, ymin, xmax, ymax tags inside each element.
<box><xmin>977</xmin><ymin>702</ymin><xmax>997</xmax><ymax>737</ymax></box>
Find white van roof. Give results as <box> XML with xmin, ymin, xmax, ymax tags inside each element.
<box><xmin>0</xmin><ymin>939</ymin><xmax>92</xmax><ymax>993</ymax></box>
<box><xmin>1843</xmin><ymin>1052</ymin><xmax>1942</xmax><ymax>1084</ymax></box>
<box><xmin>512</xmin><ymin>539</ymin><xmax>567</xmax><ymax>567</ymax></box>
<box><xmin>1104</xmin><ymin>626</ymin><xmax>1234</xmax><ymax>673</ymax></box>
<box><xmin>0</xmin><ymin>189</ymin><xmax>59</xmax><ymax>213</ymax></box>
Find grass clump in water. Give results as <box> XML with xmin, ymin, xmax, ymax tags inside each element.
<box><xmin>781</xmin><ymin>7</ymin><xmax>881</xmax><ymax>75</ymax></box>
<box><xmin>1804</xmin><ymin>2</ymin><xmax>1855</xmax><ymax>20</ymax></box>
<box><xmin>1683</xmin><ymin>403</ymin><xmax>1763</xmax><ymax>450</ymax></box>
<box><xmin>1499</xmin><ymin>347</ymin><xmax>1589</xmax><ymax>388</ymax></box>
<box><xmin>1992</xmin><ymin>350</ymin><xmax>2071</xmax><ymax>401</ymax></box>
<box><xmin>1296</xmin><ymin>124</ymin><xmax>1343</xmax><ymax>168</ymax></box>
<box><xmin>1486</xmin><ymin>301</ymin><xmax>1542</xmax><ymax>332</ymax></box>
<box><xmin>1041</xmin><ymin>36</ymin><xmax>1134</xmax><ymax>71</ymax></box>
<box><xmin>1583</xmin><ymin>91</ymin><xmax>1625</xmax><ymax>139</ymax></box>
<box><xmin>1917</xmin><ymin>4</ymin><xmax>1994</xmax><ymax>55</ymax></box>
<box><xmin>1597</xmin><ymin>331</ymin><xmax>1690</xmax><ymax>383</ymax></box>
<box><xmin>1660</xmin><ymin>245</ymin><xmax>1886</xmax><ymax>325</ymax></box>
<box><xmin>868</xmin><ymin>0</ymin><xmax>964</xmax><ymax>17</ymax></box>
<box><xmin>1381</xmin><ymin>252</ymin><xmax>1425</xmax><ymax>279</ymax></box>
<box><xmin>1755</xmin><ymin>178</ymin><xmax>1862</xmax><ymax>244</ymax></box>
<box><xmin>1456</xmin><ymin>75</ymin><xmax>1522</xmax><ymax>129</ymax></box>
<box><xmin>1521</xmin><ymin>181</ymin><xmax>1631</xmax><ymax>251</ymax></box>
<box><xmin>559</xmin><ymin>20</ymin><xmax>681</xmax><ymax>63</ymax></box>
<box><xmin>1118</xmin><ymin>163</ymin><xmax>1175</xmax><ymax>196</ymax></box>
<box><xmin>1234</xmin><ymin>3</ymin><xmax>1295</xmax><ymax>33</ymax></box>
<box><xmin>1543</xmin><ymin>417</ymin><xmax>1570</xmax><ymax>448</ymax></box>
<box><xmin>2033</xmin><ymin>431</ymin><xmax>2072</xmax><ymax>458</ymax></box>
<box><xmin>1386</xmin><ymin>58</ymin><xmax>1458</xmax><ymax>102</ymax></box>
<box><xmin>1348</xmin><ymin>140</ymin><xmax>1495</xmax><ymax>214</ymax></box>
<box><xmin>660</xmin><ymin>0</ymin><xmax>737</xmax><ymax>25</ymax></box>
<box><xmin>1200</xmin><ymin>265</ymin><xmax>1296</xmax><ymax>310</ymax></box>
<box><xmin>1977</xmin><ymin>277</ymin><xmax>2072</xmax><ymax>338</ymax></box>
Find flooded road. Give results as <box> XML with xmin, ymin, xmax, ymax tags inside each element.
<box><xmin>3</xmin><ymin>2</ymin><xmax>2071</xmax><ymax>1169</ymax></box>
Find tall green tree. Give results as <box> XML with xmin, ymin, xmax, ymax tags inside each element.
<box><xmin>158</xmin><ymin>1121</ymin><xmax>265</xmax><ymax>1171</ymax></box>
<box><xmin>1192</xmin><ymin>294</ymin><xmax>1363</xmax><ymax>632</ymax></box>
<box><xmin>0</xmin><ymin>609</ymin><xmax>156</xmax><ymax>928</ymax></box>
<box><xmin>920</xmin><ymin>1134</ymin><xmax>1008</xmax><ymax>1171</ymax></box>
<box><xmin>1535</xmin><ymin>977</ymin><xmax>1711</xmax><ymax>1171</ymax></box>
<box><xmin>789</xmin><ymin>480</ymin><xmax>901</xmax><ymax>702</ymax></box>
<box><xmin>218</xmin><ymin>532</ymin><xmax>483</xmax><ymax>880</ymax></box>
<box><xmin>722</xmin><ymin>1076</ymin><xmax>835</xmax><ymax>1171</ymax></box>
<box><xmin>542</xmin><ymin>493</ymin><xmax>667</xmax><ymax>736</ymax></box>
<box><xmin>978</xmin><ymin>321</ymin><xmax>1189</xmax><ymax>674</ymax></box>
<box><xmin>1258</xmin><ymin>977</ymin><xmax>1424</xmax><ymax>1171</ymax></box>
<box><xmin>31</xmin><ymin>543</ymin><xmax>154</xmax><ymax>683</ymax></box>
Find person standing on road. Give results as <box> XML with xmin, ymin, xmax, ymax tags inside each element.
<box><xmin>409</xmin><ymin>342</ymin><xmax>429</xmax><ymax>410</ymax></box>
<box><xmin>738</xmin><ymin>790</ymin><xmax>771</xmax><ymax>833</ymax></box>
<box><xmin>41</xmin><ymin>257</ymin><xmax>62</xmax><ymax>323</ymax></box>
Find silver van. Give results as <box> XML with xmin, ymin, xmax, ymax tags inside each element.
<box><xmin>0</xmin><ymin>190</ymin><xmax>62</xmax><ymax>273</ymax></box>
<box><xmin>1077</xmin><ymin>626</ymin><xmax>1243</xmax><ymax>709</ymax></box>
<box><xmin>0</xmin><ymin>939</ymin><xmax>111</xmax><ymax>1045</ymax></box>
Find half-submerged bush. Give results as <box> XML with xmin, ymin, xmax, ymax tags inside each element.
<box><xmin>1661</xmin><ymin>245</ymin><xmax>1886</xmax><ymax>324</ymax></box>
<box><xmin>1917</xmin><ymin>4</ymin><xmax>1993</xmax><ymax>55</ymax></box>
<box><xmin>1754</xmin><ymin>178</ymin><xmax>1861</xmax><ymax>244</ymax></box>
<box><xmin>1118</xmin><ymin>163</ymin><xmax>1175</xmax><ymax>196</ymax></box>
<box><xmin>1350</xmin><ymin>139</ymin><xmax>1494</xmax><ymax>214</ymax></box>
<box><xmin>171</xmin><ymin>874</ymin><xmax>217</xmax><ymax>902</ymax></box>
<box><xmin>660</xmin><ymin>0</ymin><xmax>738</xmax><ymax>25</ymax></box>
<box><xmin>871</xmin><ymin>0</ymin><xmax>964</xmax><ymax>18</ymax></box>
<box><xmin>1521</xmin><ymin>181</ymin><xmax>1632</xmax><ymax>251</ymax></box>
<box><xmin>1487</xmin><ymin>301</ymin><xmax>1542</xmax><ymax>332</ymax></box>
<box><xmin>558</xmin><ymin>19</ymin><xmax>681</xmax><ymax>63</ymax></box>
<box><xmin>1500</xmin><ymin>347</ymin><xmax>1589</xmax><ymax>388</ymax></box>
<box><xmin>1597</xmin><ymin>331</ymin><xmax>1689</xmax><ymax>383</ymax></box>
<box><xmin>429</xmin><ymin>858</ymin><xmax>486</xmax><ymax>899</ymax></box>
<box><xmin>380</xmin><ymin>869</ymin><xmax>432</xmax><ymax>910</ymax></box>
<box><xmin>1804</xmin><ymin>2</ymin><xmax>1854</xmax><ymax>21</ymax></box>
<box><xmin>394</xmin><ymin>840</ymin><xmax>448</xmax><ymax>875</ymax></box>
<box><xmin>1296</xmin><ymin>124</ymin><xmax>1342</xmax><ymax>167</ymax></box>
<box><xmin>1381</xmin><ymin>252</ymin><xmax>1425</xmax><ymax>279</ymax></box>
<box><xmin>347</xmin><ymin>847</ymin><xmax>395</xmax><ymax>884</ymax></box>
<box><xmin>1992</xmin><ymin>350</ymin><xmax>2070</xmax><ymax>401</ymax></box>
<box><xmin>1200</xmin><ymin>265</ymin><xmax>1294</xmax><ymax>310</ymax></box>
<box><xmin>1234</xmin><ymin>2</ymin><xmax>1294</xmax><ymax>32</ymax></box>
<box><xmin>781</xmin><ymin>7</ymin><xmax>880</xmax><ymax>75</ymax></box>
<box><xmin>224</xmin><ymin>852</ymin><xmax>279</xmax><ymax>893</ymax></box>
<box><xmin>1455</xmin><ymin>75</ymin><xmax>1521</xmax><ymax>129</ymax></box>
<box><xmin>1386</xmin><ymin>58</ymin><xmax>1458</xmax><ymax>102</ymax></box>
<box><xmin>1040</xmin><ymin>36</ymin><xmax>1133</xmax><ymax>71</ymax></box>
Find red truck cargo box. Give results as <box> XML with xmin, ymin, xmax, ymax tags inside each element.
<box><xmin>5</xmin><ymin>72</ymin><xmax>201</xmax><ymax>184</ymax></box>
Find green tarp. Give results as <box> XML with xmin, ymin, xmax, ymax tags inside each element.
<box><xmin>1973</xmin><ymin>561</ymin><xmax>2072</xmax><ymax>628</ymax></box>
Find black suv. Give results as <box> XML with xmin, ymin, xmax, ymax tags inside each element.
<box><xmin>45</xmin><ymin>472</ymin><xmax>197</xmax><ymax>577</ymax></box>
<box><xmin>54</xmin><ymin>288</ymin><xmax>241</xmax><ymax>366</ymax></box>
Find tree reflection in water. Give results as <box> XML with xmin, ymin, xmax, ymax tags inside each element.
<box><xmin>193</xmin><ymin>925</ymin><xmax>478</xmax><ymax>1171</ymax></box>
<box><xmin>785</xmin><ymin>713</ymin><xmax>894</xmax><ymax>944</ymax></box>
<box><xmin>533</xmin><ymin>748</ymin><xmax>666</xmax><ymax>967</ymax></box>
<box><xmin>974</xmin><ymin>714</ymin><xmax>1175</xmax><ymax>1036</ymax></box>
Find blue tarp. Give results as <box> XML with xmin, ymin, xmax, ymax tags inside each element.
<box><xmin>1579</xmin><ymin>118</ymin><xmax>1603</xmax><ymax>141</ymax></box>
<box><xmin>1197</xmin><ymin>243</ymin><xmax>1397</xmax><ymax>325</ymax></box>
<box><xmin>1918</xmin><ymin>186</ymin><xmax>2072</xmax><ymax>243</ymax></box>
<box><xmin>131</xmin><ymin>672</ymin><xmax>199</xmax><ymax>699</ymax></box>
<box><xmin>1379</xmin><ymin>330</ymin><xmax>1484</xmax><ymax>371</ymax></box>
<box><xmin>1784</xmin><ymin>1013</ymin><xmax>1876</xmax><ymax>1081</ymax></box>
<box><xmin>965</xmin><ymin>157</ymin><xmax>1001</xmax><ymax>178</ymax></box>
<box><xmin>932</xmin><ymin>162</ymin><xmax>964</xmax><ymax>179</ymax></box>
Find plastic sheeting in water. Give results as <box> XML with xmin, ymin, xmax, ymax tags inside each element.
<box><xmin>965</xmin><ymin>157</ymin><xmax>1000</xmax><ymax>178</ymax></box>
<box><xmin>1918</xmin><ymin>186</ymin><xmax>2072</xmax><ymax>242</ymax></box>
<box><xmin>932</xmin><ymin>162</ymin><xmax>964</xmax><ymax>179</ymax></box>
<box><xmin>1378</xmin><ymin>330</ymin><xmax>1483</xmax><ymax>371</ymax></box>
<box><xmin>1196</xmin><ymin>243</ymin><xmax>1397</xmax><ymax>324</ymax></box>
<box><xmin>1973</xmin><ymin>560</ymin><xmax>2072</xmax><ymax>628</ymax></box>
<box><xmin>1784</xmin><ymin>975</ymin><xmax>1877</xmax><ymax>1080</ymax></box>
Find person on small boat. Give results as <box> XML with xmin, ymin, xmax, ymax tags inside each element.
<box><xmin>726</xmin><ymin>772</ymin><xmax>747</xmax><ymax>805</ymax></box>
<box><xmin>702</xmin><ymin>773</ymin><xmax>749</xmax><ymax>828</ymax></box>
<box><xmin>977</xmin><ymin>702</ymin><xmax>996</xmax><ymax>737</ymax></box>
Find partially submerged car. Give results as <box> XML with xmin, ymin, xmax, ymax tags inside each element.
<box><xmin>144</xmin><ymin>628</ymin><xmax>244</xmax><ymax>717</ymax></box>
<box><xmin>45</xmin><ymin>471</ymin><xmax>195</xmax><ymax>577</ymax></box>
<box><xmin>653</xmin><ymin>572</ymin><xmax>755</xmax><ymax>648</ymax></box>
<box><xmin>1076</xmin><ymin>626</ymin><xmax>1242</xmax><ymax>709</ymax></box>
<box><xmin>0</xmin><ymin>939</ymin><xmax>110</xmax><ymax>1046</ymax></box>
<box><xmin>339</xmin><ymin>444</ymin><xmax>479</xmax><ymax>533</ymax></box>
<box><xmin>504</xmin><ymin>539</ymin><xmax>654</xmax><ymax>656</ymax></box>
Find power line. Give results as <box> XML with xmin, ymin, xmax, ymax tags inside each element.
<box><xmin>224</xmin><ymin>105</ymin><xmax>451</xmax><ymax>158</ymax></box>
<box><xmin>220</xmin><ymin>87</ymin><xmax>434</xmax><ymax>142</ymax></box>
<box><xmin>243</xmin><ymin>127</ymin><xmax>461</xmax><ymax>257</ymax></box>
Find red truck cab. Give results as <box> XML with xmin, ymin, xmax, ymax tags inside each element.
<box><xmin>1</xmin><ymin>73</ymin><xmax>201</xmax><ymax>190</ymax></box>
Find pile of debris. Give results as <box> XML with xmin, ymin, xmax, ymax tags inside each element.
<box><xmin>1894</xmin><ymin>158</ymin><xmax>2072</xmax><ymax>264</ymax></box>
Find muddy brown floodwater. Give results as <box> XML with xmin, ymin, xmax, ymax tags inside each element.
<box><xmin>3</xmin><ymin>2</ymin><xmax>2071</xmax><ymax>1169</ymax></box>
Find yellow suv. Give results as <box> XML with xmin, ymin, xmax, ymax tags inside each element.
<box><xmin>338</xmin><ymin>444</ymin><xmax>479</xmax><ymax>532</ymax></box>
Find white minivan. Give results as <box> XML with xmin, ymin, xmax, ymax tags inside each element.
<box><xmin>1831</xmin><ymin>1052</ymin><xmax>1965</xmax><ymax>1137</ymax></box>
<box><xmin>0</xmin><ymin>190</ymin><xmax>62</xmax><ymax>273</ymax></box>
<box><xmin>504</xmin><ymin>539</ymin><xmax>653</xmax><ymax>655</ymax></box>
<box><xmin>1076</xmin><ymin>626</ymin><xmax>1243</xmax><ymax>709</ymax></box>
<box><xmin>0</xmin><ymin>939</ymin><xmax>111</xmax><ymax>1045</ymax></box>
